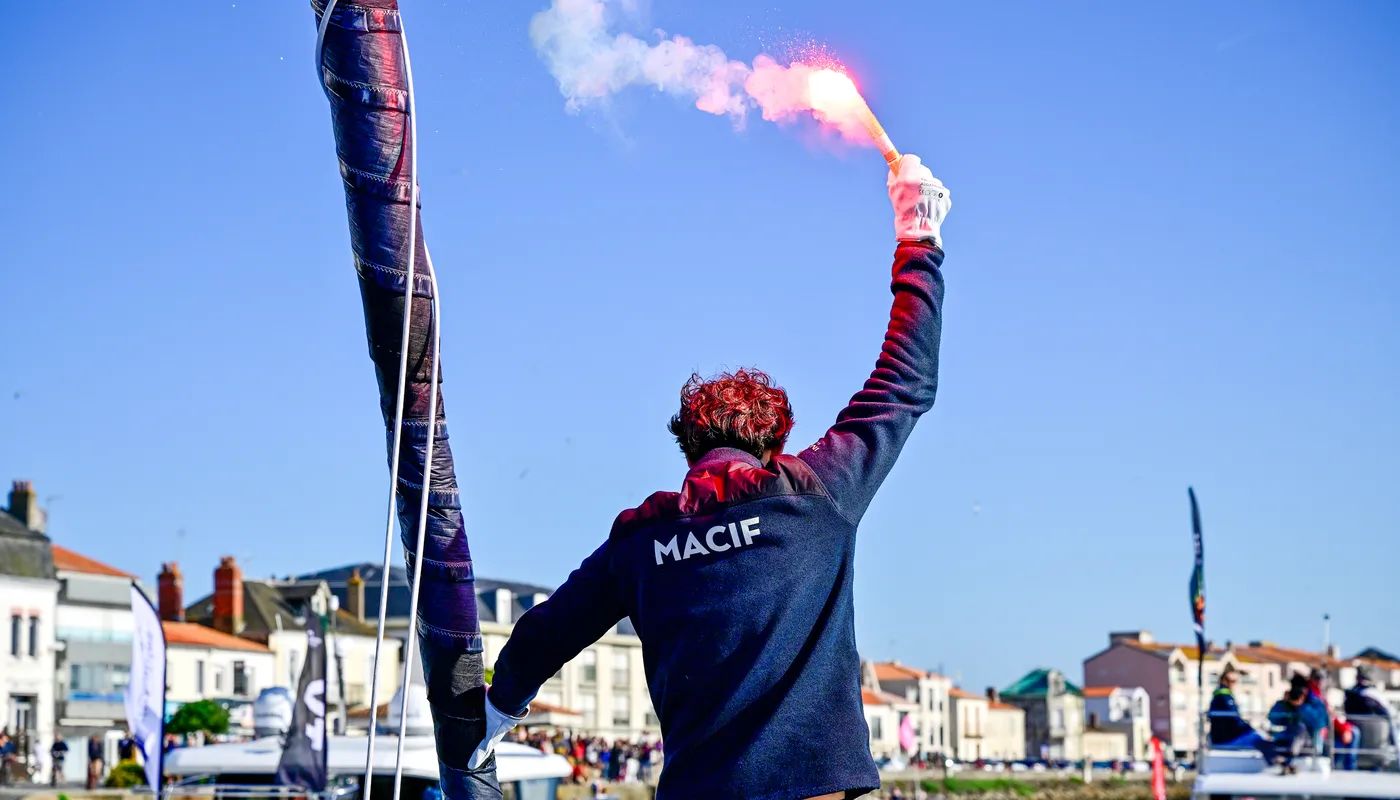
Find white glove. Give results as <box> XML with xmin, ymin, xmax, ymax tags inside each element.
<box><xmin>887</xmin><ymin>153</ymin><xmax>951</xmax><ymax>246</ymax></box>
<box><xmin>467</xmin><ymin>691</ymin><xmax>527</xmax><ymax>770</ymax></box>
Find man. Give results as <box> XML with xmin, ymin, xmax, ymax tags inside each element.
<box><xmin>86</xmin><ymin>735</ymin><xmax>103</xmax><ymax>790</ymax></box>
<box><xmin>1269</xmin><ymin>684</ymin><xmax>1328</xmax><ymax>773</ymax></box>
<box><xmin>469</xmin><ymin>153</ymin><xmax>951</xmax><ymax>797</ymax></box>
<box><xmin>1209</xmin><ymin>666</ymin><xmax>1270</xmax><ymax>754</ymax></box>
<box><xmin>117</xmin><ymin>729</ymin><xmax>137</xmax><ymax>762</ymax></box>
<box><xmin>0</xmin><ymin>732</ymin><xmax>12</xmax><ymax>786</ymax></box>
<box><xmin>49</xmin><ymin>734</ymin><xmax>68</xmax><ymax>787</ymax></box>
<box><xmin>1344</xmin><ymin>667</ymin><xmax>1397</xmax><ymax>770</ymax></box>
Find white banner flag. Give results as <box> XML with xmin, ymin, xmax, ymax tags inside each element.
<box><xmin>125</xmin><ymin>584</ymin><xmax>167</xmax><ymax>794</ymax></box>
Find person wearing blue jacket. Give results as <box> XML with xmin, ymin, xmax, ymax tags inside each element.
<box><xmin>1269</xmin><ymin>682</ymin><xmax>1329</xmax><ymax>772</ymax></box>
<box><xmin>468</xmin><ymin>157</ymin><xmax>952</xmax><ymax>800</ymax></box>
<box><xmin>1209</xmin><ymin>667</ymin><xmax>1273</xmax><ymax>759</ymax></box>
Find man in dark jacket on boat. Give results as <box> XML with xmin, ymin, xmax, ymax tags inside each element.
<box><xmin>470</xmin><ymin>154</ymin><xmax>952</xmax><ymax>800</ymax></box>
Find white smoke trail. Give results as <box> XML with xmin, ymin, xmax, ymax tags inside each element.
<box><xmin>529</xmin><ymin>0</ymin><xmax>875</xmax><ymax>144</ymax></box>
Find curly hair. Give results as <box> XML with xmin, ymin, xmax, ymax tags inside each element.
<box><xmin>668</xmin><ymin>368</ymin><xmax>794</xmax><ymax>463</ymax></box>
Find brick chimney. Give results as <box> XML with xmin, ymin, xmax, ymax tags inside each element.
<box><xmin>158</xmin><ymin>562</ymin><xmax>185</xmax><ymax>622</ymax></box>
<box><xmin>7</xmin><ymin>480</ymin><xmax>46</xmax><ymax>533</ymax></box>
<box><xmin>346</xmin><ymin>567</ymin><xmax>365</xmax><ymax>622</ymax></box>
<box><xmin>213</xmin><ymin>556</ymin><xmax>244</xmax><ymax>635</ymax></box>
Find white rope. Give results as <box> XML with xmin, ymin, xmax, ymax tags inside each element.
<box><xmin>313</xmin><ymin>4</ymin><xmax>438</xmax><ymax>800</ymax></box>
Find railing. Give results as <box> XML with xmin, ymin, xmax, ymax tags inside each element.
<box><xmin>1203</xmin><ymin>711</ymin><xmax>1398</xmax><ymax>772</ymax></box>
<box><xmin>161</xmin><ymin>779</ymin><xmax>360</xmax><ymax>800</ymax></box>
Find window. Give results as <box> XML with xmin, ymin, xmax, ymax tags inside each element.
<box><xmin>871</xmin><ymin>715</ymin><xmax>884</xmax><ymax>742</ymax></box>
<box><xmin>214</xmin><ymin>665</ymin><xmax>225</xmax><ymax>693</ymax></box>
<box><xmin>28</xmin><ymin>616</ymin><xmax>38</xmax><ymax>657</ymax></box>
<box><xmin>1170</xmin><ymin>664</ymin><xmax>1186</xmax><ymax>684</ymax></box>
<box><xmin>581</xmin><ymin>649</ymin><xmax>597</xmax><ymax>683</ymax></box>
<box><xmin>1172</xmin><ymin>692</ymin><xmax>1186</xmax><ymax>711</ymax></box>
<box><xmin>612</xmin><ymin>651</ymin><xmax>630</xmax><ymax>687</ymax></box>
<box><xmin>9</xmin><ymin>615</ymin><xmax>19</xmax><ymax>657</ymax></box>
<box><xmin>612</xmin><ymin>692</ymin><xmax>630</xmax><ymax>727</ymax></box>
<box><xmin>1268</xmin><ymin>672</ymin><xmax>1275</xmax><ymax>688</ymax></box>
<box><xmin>580</xmin><ymin>694</ymin><xmax>597</xmax><ymax>728</ymax></box>
<box><xmin>1052</xmin><ymin>709</ymin><xmax>1064</xmax><ymax>730</ymax></box>
<box><xmin>196</xmin><ymin>659</ymin><xmax>205</xmax><ymax>694</ymax></box>
<box><xmin>645</xmin><ymin>709</ymin><xmax>659</xmax><ymax>727</ymax></box>
<box><xmin>234</xmin><ymin>661</ymin><xmax>248</xmax><ymax>696</ymax></box>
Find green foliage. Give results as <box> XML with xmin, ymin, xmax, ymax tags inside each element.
<box><xmin>105</xmin><ymin>760</ymin><xmax>147</xmax><ymax>788</ymax></box>
<box><xmin>58</xmin><ymin>793</ymin><xmax>71</xmax><ymax>800</ymax></box>
<box><xmin>167</xmin><ymin>699</ymin><xmax>231</xmax><ymax>736</ymax></box>
<box><xmin>484</xmin><ymin>668</ymin><xmax>494</xmax><ymax>684</ymax></box>
<box><xmin>919</xmin><ymin>777</ymin><xmax>1036</xmax><ymax>797</ymax></box>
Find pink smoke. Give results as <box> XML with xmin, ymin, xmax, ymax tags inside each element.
<box><xmin>531</xmin><ymin>0</ymin><xmax>878</xmax><ymax>147</ymax></box>
<box><xmin>743</xmin><ymin>56</ymin><xmax>874</xmax><ymax>146</ymax></box>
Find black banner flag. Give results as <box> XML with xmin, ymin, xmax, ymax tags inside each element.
<box><xmin>277</xmin><ymin>612</ymin><xmax>328</xmax><ymax>790</ymax></box>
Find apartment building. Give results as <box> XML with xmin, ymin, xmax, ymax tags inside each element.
<box><xmin>1082</xmin><ymin>685</ymin><xmax>1152</xmax><ymax>761</ymax></box>
<box><xmin>0</xmin><ymin>481</ymin><xmax>58</xmax><ymax>781</ymax></box>
<box><xmin>307</xmin><ymin>563</ymin><xmax>659</xmax><ymax>742</ymax></box>
<box><xmin>1000</xmin><ymin>668</ymin><xmax>1085</xmax><ymax>761</ymax></box>
<box><xmin>862</xmin><ymin>686</ymin><xmax>918</xmax><ymax>760</ymax></box>
<box><xmin>866</xmin><ymin>661</ymin><xmax>952</xmax><ymax>758</ymax></box>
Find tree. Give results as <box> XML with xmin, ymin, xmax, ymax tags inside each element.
<box><xmin>167</xmin><ymin>699</ymin><xmax>231</xmax><ymax>737</ymax></box>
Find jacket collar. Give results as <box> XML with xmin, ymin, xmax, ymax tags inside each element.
<box><xmin>687</xmin><ymin>447</ymin><xmax>763</xmax><ymax>477</ymax></box>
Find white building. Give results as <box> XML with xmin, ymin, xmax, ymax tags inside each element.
<box><xmin>949</xmin><ymin>687</ymin><xmax>989</xmax><ymax>762</ymax></box>
<box><xmin>304</xmin><ymin>564</ymin><xmax>659</xmax><ymax>742</ymax></box>
<box><xmin>862</xmin><ymin>687</ymin><xmax>918</xmax><ymax>760</ymax></box>
<box><xmin>1082</xmin><ymin>685</ymin><xmax>1153</xmax><ymax>761</ymax></box>
<box><xmin>478</xmin><ymin>582</ymin><xmax>658</xmax><ymax>742</ymax></box>
<box><xmin>163</xmin><ymin>621</ymin><xmax>276</xmax><ymax>704</ymax></box>
<box><xmin>1</xmin><ymin>481</ymin><xmax>59</xmax><ymax>782</ymax></box>
<box><xmin>867</xmin><ymin>661</ymin><xmax>952</xmax><ymax>758</ymax></box>
<box><xmin>175</xmin><ymin>558</ymin><xmax>398</xmax><ymax>733</ymax></box>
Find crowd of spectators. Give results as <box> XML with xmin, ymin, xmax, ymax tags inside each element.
<box><xmin>506</xmin><ymin>729</ymin><xmax>663</xmax><ymax>785</ymax></box>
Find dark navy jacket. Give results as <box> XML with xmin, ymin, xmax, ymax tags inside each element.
<box><xmin>491</xmin><ymin>241</ymin><xmax>945</xmax><ymax>800</ymax></box>
<box><xmin>1208</xmin><ymin>688</ymin><xmax>1257</xmax><ymax>744</ymax></box>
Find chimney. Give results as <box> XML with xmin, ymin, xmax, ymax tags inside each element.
<box><xmin>158</xmin><ymin>563</ymin><xmax>185</xmax><ymax>622</ymax></box>
<box><xmin>986</xmin><ymin>687</ymin><xmax>1000</xmax><ymax>704</ymax></box>
<box><xmin>213</xmin><ymin>556</ymin><xmax>244</xmax><ymax>635</ymax></box>
<box><xmin>491</xmin><ymin>588</ymin><xmax>513</xmax><ymax>625</ymax></box>
<box><xmin>1110</xmin><ymin>630</ymin><xmax>1152</xmax><ymax>646</ymax></box>
<box><xmin>1327</xmin><ymin>644</ymin><xmax>1341</xmax><ymax>660</ymax></box>
<box><xmin>346</xmin><ymin>568</ymin><xmax>366</xmax><ymax>622</ymax></box>
<box><xmin>7</xmin><ymin>480</ymin><xmax>46</xmax><ymax>533</ymax></box>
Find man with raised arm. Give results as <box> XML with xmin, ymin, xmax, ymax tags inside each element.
<box><xmin>471</xmin><ymin>156</ymin><xmax>952</xmax><ymax>799</ymax></box>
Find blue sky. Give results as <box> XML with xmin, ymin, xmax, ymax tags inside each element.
<box><xmin>1</xmin><ymin>1</ymin><xmax>1396</xmax><ymax>693</ymax></box>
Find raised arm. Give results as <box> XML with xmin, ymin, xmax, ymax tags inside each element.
<box><xmin>798</xmin><ymin>154</ymin><xmax>950</xmax><ymax>523</ymax></box>
<box><xmin>312</xmin><ymin>1</ymin><xmax>493</xmax><ymax>795</ymax></box>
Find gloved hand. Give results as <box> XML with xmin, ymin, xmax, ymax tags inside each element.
<box><xmin>467</xmin><ymin>691</ymin><xmax>527</xmax><ymax>770</ymax></box>
<box><xmin>887</xmin><ymin>154</ymin><xmax>951</xmax><ymax>246</ymax></box>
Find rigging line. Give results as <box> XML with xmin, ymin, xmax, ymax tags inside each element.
<box><xmin>314</xmin><ymin>2</ymin><xmax>422</xmax><ymax>799</ymax></box>
<box><xmin>392</xmin><ymin>249</ymin><xmax>442</xmax><ymax>800</ymax></box>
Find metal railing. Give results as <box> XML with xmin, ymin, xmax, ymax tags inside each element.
<box><xmin>1203</xmin><ymin>711</ymin><xmax>1399</xmax><ymax>771</ymax></box>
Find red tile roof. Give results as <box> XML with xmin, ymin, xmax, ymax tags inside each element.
<box><xmin>862</xmin><ymin>687</ymin><xmax>911</xmax><ymax>706</ymax></box>
<box><xmin>52</xmin><ymin>545</ymin><xmax>135</xmax><ymax>579</ymax></box>
<box><xmin>989</xmin><ymin>702</ymin><xmax>1021</xmax><ymax>711</ymax></box>
<box><xmin>873</xmin><ymin>661</ymin><xmax>944</xmax><ymax>681</ymax></box>
<box><xmin>1083</xmin><ymin>686</ymin><xmax>1118</xmax><ymax>698</ymax></box>
<box><xmin>162</xmin><ymin>621</ymin><xmax>270</xmax><ymax>652</ymax></box>
<box><xmin>1235</xmin><ymin>643</ymin><xmax>1347</xmax><ymax>670</ymax></box>
<box><xmin>948</xmin><ymin>687</ymin><xmax>985</xmax><ymax>700</ymax></box>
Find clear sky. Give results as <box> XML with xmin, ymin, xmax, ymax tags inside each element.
<box><xmin>2</xmin><ymin>1</ymin><xmax>1396</xmax><ymax>693</ymax></box>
